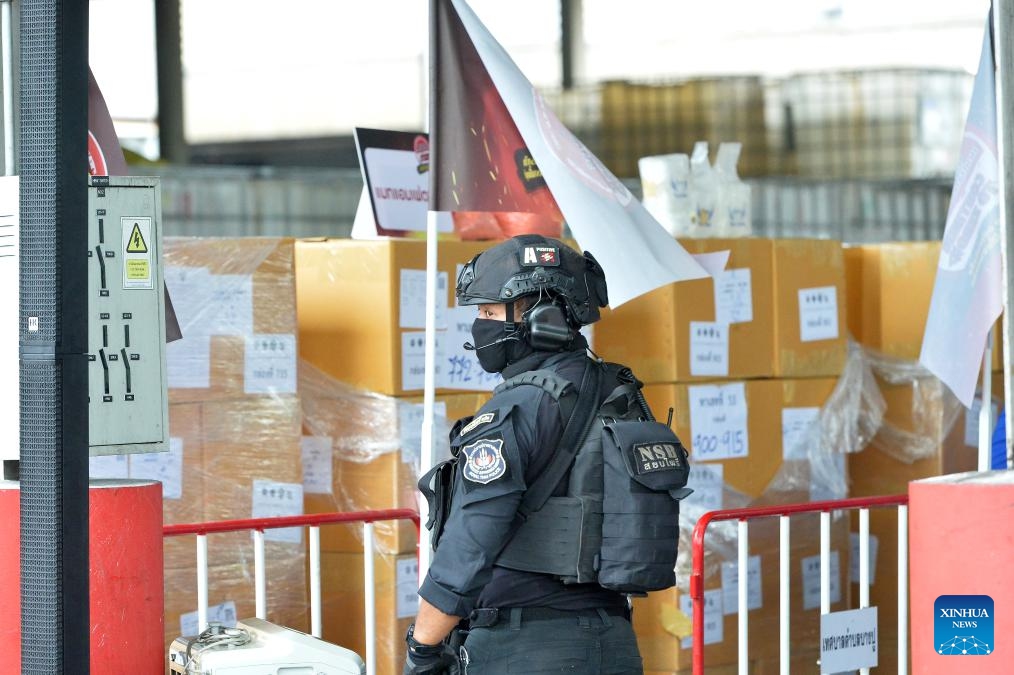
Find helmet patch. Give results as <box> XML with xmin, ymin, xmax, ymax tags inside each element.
<box><xmin>461</xmin><ymin>437</ymin><xmax>507</xmax><ymax>484</ymax></box>
<box><xmin>521</xmin><ymin>246</ymin><xmax>560</xmax><ymax>267</ymax></box>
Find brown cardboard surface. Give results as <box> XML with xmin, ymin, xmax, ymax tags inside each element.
<box><xmin>633</xmin><ymin>514</ymin><xmax>850</xmax><ymax>671</ymax></box>
<box><xmin>843</xmin><ymin>242</ymin><xmax>1003</xmax><ymax>370</ymax></box>
<box><xmin>164</xmin><ymin>402</ymin><xmax>204</xmax><ymax>525</ymax></box>
<box><xmin>317</xmin><ymin>551</ymin><xmax>415</xmax><ymax>675</ymax></box>
<box><xmin>644</xmin><ymin>378</ymin><xmax>838</xmax><ymax>499</ymax></box>
<box><xmin>596</xmin><ymin>238</ymin><xmax>845</xmax><ymax>384</ymax></box>
<box><xmin>200</xmin><ymin>395</ymin><xmax>303</xmax><ymax>522</ymax></box>
<box><xmin>166</xmin><ymin>238</ymin><xmax>297</xmax><ymax>404</ymax></box>
<box><xmin>303</xmin><ymin>391</ymin><xmax>489</xmax><ymax>555</ymax></box>
<box><xmin>295</xmin><ymin>239</ymin><xmax>489</xmax><ymax>396</ymax></box>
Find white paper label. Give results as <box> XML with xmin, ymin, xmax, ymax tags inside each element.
<box><xmin>965</xmin><ymin>396</ymin><xmax>998</xmax><ymax>448</ymax></box>
<box><xmin>801</xmin><ymin>550</ymin><xmax>842</xmax><ymax>610</ymax></box>
<box><xmin>244</xmin><ymin>334</ymin><xmax>297</xmax><ymax>394</ymax></box>
<box><xmin>399</xmin><ymin>400</ymin><xmax>450</xmax><ymax>470</ymax></box>
<box><xmin>442</xmin><ymin>305</ymin><xmax>503</xmax><ymax>391</ymax></box>
<box><xmin>782</xmin><ymin>407</ymin><xmax>821</xmax><ymax>460</ymax></box>
<box><xmin>364</xmin><ymin>146</ymin><xmax>432</xmax><ymax>233</ymax></box>
<box><xmin>180</xmin><ymin>600</ymin><xmax>237</xmax><ymax>636</ymax></box>
<box><xmin>849</xmin><ymin>533</ymin><xmax>879</xmax><ymax>587</ymax></box>
<box><xmin>688</xmin><ymin>382</ymin><xmax>749</xmax><ymax>461</ymax></box>
<box><xmin>721</xmin><ymin>555</ymin><xmax>763</xmax><ymax>614</ymax></box>
<box><xmin>689</xmin><ymin>322</ymin><xmax>729</xmax><ymax>377</ymax></box>
<box><xmin>121</xmin><ymin>217</ymin><xmax>154</xmax><ymax>290</ymax></box>
<box><xmin>251</xmin><ymin>480</ymin><xmax>303</xmax><ymax>544</ymax></box>
<box><xmin>820</xmin><ymin>607</ymin><xmax>879</xmax><ymax>672</ymax></box>
<box><xmin>399</xmin><ymin>269</ymin><xmax>448</xmax><ymax>330</ymax></box>
<box><xmin>714</xmin><ymin>268</ymin><xmax>753</xmax><ymax>325</ymax></box>
<box><xmin>680</xmin><ymin>588</ymin><xmax>723</xmax><ymax>648</ymax></box>
<box><xmin>685</xmin><ymin>463</ymin><xmax>724</xmax><ymax>512</ymax></box>
<box><xmin>396</xmin><ymin>557</ymin><xmax>421</xmax><ymax>619</ymax></box>
<box><xmin>209</xmin><ymin>274</ymin><xmax>254</xmax><ymax>336</ymax></box>
<box><xmin>798</xmin><ymin>286</ymin><xmax>839</xmax><ymax>342</ymax></box>
<box><xmin>89</xmin><ymin>454</ymin><xmax>129</xmax><ymax>479</ymax></box>
<box><xmin>129</xmin><ymin>438</ymin><xmax>184</xmax><ymax>499</ymax></box>
<box><xmin>166</xmin><ymin>334</ymin><xmax>211</xmax><ymax>389</ymax></box>
<box><xmin>165</xmin><ymin>266</ymin><xmax>212</xmax><ymax>334</ymax></box>
<box><xmin>301</xmin><ymin>436</ymin><xmax>333</xmax><ymax>495</ymax></box>
<box><xmin>401</xmin><ymin>331</ymin><xmax>445</xmax><ymax>391</ymax></box>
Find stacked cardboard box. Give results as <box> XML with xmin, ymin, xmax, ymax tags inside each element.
<box><xmin>844</xmin><ymin>241</ymin><xmax>1005</xmax><ymax>670</ymax></box>
<box><xmin>159</xmin><ymin>238</ymin><xmax>306</xmax><ymax>654</ymax></box>
<box><xmin>595</xmin><ymin>238</ymin><xmax>852</xmax><ymax>670</ymax></box>
<box><xmin>296</xmin><ymin>239</ymin><xmax>499</xmax><ymax>674</ymax></box>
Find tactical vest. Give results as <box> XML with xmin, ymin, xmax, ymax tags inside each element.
<box><xmin>493</xmin><ymin>361</ymin><xmax>693</xmax><ymax>594</ymax></box>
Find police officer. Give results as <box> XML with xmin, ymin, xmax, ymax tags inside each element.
<box><xmin>404</xmin><ymin>235</ymin><xmax>644</xmax><ymax>675</ymax></box>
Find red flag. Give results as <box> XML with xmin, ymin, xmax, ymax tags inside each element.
<box><xmin>88</xmin><ymin>68</ymin><xmax>182</xmax><ymax>342</ymax></box>
<box><xmin>430</xmin><ymin>0</ymin><xmax>563</xmax><ymax>239</ymax></box>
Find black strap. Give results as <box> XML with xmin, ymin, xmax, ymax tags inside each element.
<box><xmin>496</xmin><ymin>369</ymin><xmax>576</xmax><ymax>422</ymax></box>
<box><xmin>517</xmin><ymin>359</ymin><xmax>602</xmax><ymax>519</ymax></box>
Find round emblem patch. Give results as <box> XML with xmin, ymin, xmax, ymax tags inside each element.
<box><xmin>461</xmin><ymin>438</ymin><xmax>507</xmax><ymax>484</ymax></box>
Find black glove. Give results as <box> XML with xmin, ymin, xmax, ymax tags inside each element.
<box><xmin>403</xmin><ymin>625</ymin><xmax>458</xmax><ymax>675</ymax></box>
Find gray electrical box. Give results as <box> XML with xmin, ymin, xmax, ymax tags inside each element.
<box><xmin>87</xmin><ymin>176</ymin><xmax>168</xmax><ymax>455</ymax></box>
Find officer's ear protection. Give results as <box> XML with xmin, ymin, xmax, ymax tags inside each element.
<box><xmin>523</xmin><ymin>301</ymin><xmax>575</xmax><ymax>351</ymax></box>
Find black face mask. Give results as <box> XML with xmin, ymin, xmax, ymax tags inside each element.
<box><xmin>468</xmin><ymin>318</ymin><xmax>532</xmax><ymax>373</ymax></box>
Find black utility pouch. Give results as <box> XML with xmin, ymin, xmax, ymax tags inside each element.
<box><xmin>418</xmin><ymin>458</ymin><xmax>458</xmax><ymax>551</ymax></box>
<box><xmin>598</xmin><ymin>419</ymin><xmax>693</xmax><ymax>593</ymax></box>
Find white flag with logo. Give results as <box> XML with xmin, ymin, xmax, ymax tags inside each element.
<box><xmin>431</xmin><ymin>0</ymin><xmax>708</xmax><ymax>306</ymax></box>
<box><xmin>920</xmin><ymin>19</ymin><xmax>1002</xmax><ymax>408</ymax></box>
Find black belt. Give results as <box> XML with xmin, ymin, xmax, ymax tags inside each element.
<box><xmin>468</xmin><ymin>606</ymin><xmax>630</xmax><ymax>628</ymax></box>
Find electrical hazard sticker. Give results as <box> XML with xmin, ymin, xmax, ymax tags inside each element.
<box><xmin>122</xmin><ymin>217</ymin><xmax>154</xmax><ymax>290</ymax></box>
<box><xmin>461</xmin><ymin>436</ymin><xmax>507</xmax><ymax>485</ymax></box>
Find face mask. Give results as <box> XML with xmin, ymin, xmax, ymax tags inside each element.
<box><xmin>469</xmin><ymin>318</ymin><xmax>531</xmax><ymax>373</ymax></box>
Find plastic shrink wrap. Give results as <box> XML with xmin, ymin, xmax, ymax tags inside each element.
<box><xmin>91</xmin><ymin>238</ymin><xmax>307</xmax><ymax>662</ymax></box>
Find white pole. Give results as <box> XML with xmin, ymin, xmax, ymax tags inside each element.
<box><xmin>418</xmin><ymin>210</ymin><xmax>440</xmax><ymax>578</ymax></box>
<box><xmin>254</xmin><ymin>530</ymin><xmax>266</xmax><ymax>620</ymax></box>
<box><xmin>196</xmin><ymin>534</ymin><xmax>209</xmax><ymax>633</ymax></box>
<box><xmin>310</xmin><ymin>526</ymin><xmax>322</xmax><ymax>638</ymax></box>
<box><xmin>898</xmin><ymin>505</ymin><xmax>909</xmax><ymax>675</ymax></box>
<box><xmin>364</xmin><ymin>523</ymin><xmax>377</xmax><ymax>675</ymax></box>
<box><xmin>995</xmin><ymin>0</ymin><xmax>1014</xmax><ymax>471</ymax></box>
<box><xmin>1</xmin><ymin>0</ymin><xmax>13</xmax><ymax>174</ymax></box>
<box><xmin>738</xmin><ymin>519</ymin><xmax>748</xmax><ymax>675</ymax></box>
<box><xmin>779</xmin><ymin>516</ymin><xmax>790</xmax><ymax>675</ymax></box>
<box><xmin>820</xmin><ymin>511</ymin><xmax>831</xmax><ymax>615</ymax></box>
<box><xmin>859</xmin><ymin>508</ymin><xmax>870</xmax><ymax>675</ymax></box>
<box><xmin>979</xmin><ymin>344</ymin><xmax>993</xmax><ymax>471</ymax></box>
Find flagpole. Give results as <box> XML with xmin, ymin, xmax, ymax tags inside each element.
<box><xmin>994</xmin><ymin>0</ymin><xmax>1014</xmax><ymax>469</ymax></box>
<box><xmin>979</xmin><ymin>343</ymin><xmax>993</xmax><ymax>471</ymax></box>
<box><xmin>1</xmin><ymin>0</ymin><xmax>13</xmax><ymax>174</ymax></box>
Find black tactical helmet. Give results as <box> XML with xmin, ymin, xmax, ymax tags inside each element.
<box><xmin>456</xmin><ymin>234</ymin><xmax>609</xmax><ymax>326</ymax></box>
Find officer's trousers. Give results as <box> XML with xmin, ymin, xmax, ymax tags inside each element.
<box><xmin>459</xmin><ymin>607</ymin><xmax>643</xmax><ymax>675</ymax></box>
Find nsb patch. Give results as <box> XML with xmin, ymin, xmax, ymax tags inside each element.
<box><xmin>461</xmin><ymin>437</ymin><xmax>507</xmax><ymax>484</ymax></box>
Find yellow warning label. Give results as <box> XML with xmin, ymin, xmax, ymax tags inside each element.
<box><xmin>126</xmin><ymin>223</ymin><xmax>148</xmax><ymax>253</ymax></box>
<box><xmin>126</xmin><ymin>259</ymin><xmax>150</xmax><ymax>281</ymax></box>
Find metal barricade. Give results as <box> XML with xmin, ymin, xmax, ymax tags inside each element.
<box><xmin>163</xmin><ymin>507</ymin><xmax>420</xmax><ymax>674</ymax></box>
<box><xmin>690</xmin><ymin>495</ymin><xmax>909</xmax><ymax>674</ymax></box>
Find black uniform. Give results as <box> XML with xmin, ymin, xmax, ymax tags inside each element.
<box><xmin>419</xmin><ymin>338</ymin><xmax>643</xmax><ymax>674</ymax></box>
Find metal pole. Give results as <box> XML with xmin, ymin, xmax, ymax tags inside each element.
<box><xmin>859</xmin><ymin>508</ymin><xmax>870</xmax><ymax>675</ymax></box>
<box><xmin>1</xmin><ymin>0</ymin><xmax>14</xmax><ymax>175</ymax></box>
<box><xmin>778</xmin><ymin>516</ymin><xmax>789</xmax><ymax>675</ymax></box>
<box><xmin>979</xmin><ymin>346</ymin><xmax>993</xmax><ymax>471</ymax></box>
<box><xmin>253</xmin><ymin>529</ymin><xmax>266</xmax><ymax>619</ymax></box>
<box><xmin>820</xmin><ymin>511</ymin><xmax>831</xmax><ymax>615</ymax></box>
<box><xmin>995</xmin><ymin>0</ymin><xmax>1014</xmax><ymax>464</ymax></box>
<box><xmin>154</xmin><ymin>0</ymin><xmax>188</xmax><ymax>163</ymax></box>
<box><xmin>310</xmin><ymin>525</ymin><xmax>322</xmax><ymax>638</ymax></box>
<box><xmin>197</xmin><ymin>534</ymin><xmax>208</xmax><ymax>632</ymax></box>
<box><xmin>737</xmin><ymin>519</ymin><xmax>748</xmax><ymax>675</ymax></box>
<box><xmin>418</xmin><ymin>210</ymin><xmax>438</xmax><ymax>577</ymax></box>
<box><xmin>898</xmin><ymin>505</ymin><xmax>909</xmax><ymax>675</ymax></box>
<box><xmin>363</xmin><ymin>523</ymin><xmax>377</xmax><ymax>675</ymax></box>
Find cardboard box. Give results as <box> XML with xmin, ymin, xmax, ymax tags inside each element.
<box><xmin>633</xmin><ymin>514</ymin><xmax>850</xmax><ymax>671</ymax></box>
<box><xmin>596</xmin><ymin>238</ymin><xmax>846</xmax><ymax>384</ymax></box>
<box><xmin>201</xmin><ymin>395</ymin><xmax>303</xmax><ymax>523</ymax></box>
<box><xmin>643</xmin><ymin>378</ymin><xmax>840</xmax><ymax>500</ymax></box>
<box><xmin>844</xmin><ymin>241</ymin><xmax>1002</xmax><ymax>369</ymax></box>
<box><xmin>302</xmin><ymin>385</ymin><xmax>489</xmax><ymax>555</ymax></box>
<box><xmin>163</xmin><ymin>402</ymin><xmax>204</xmax><ymax>525</ymax></box>
<box><xmin>317</xmin><ymin>551</ymin><xmax>417</xmax><ymax>675</ymax></box>
<box><xmin>165</xmin><ymin>237</ymin><xmax>298</xmax><ymax>404</ymax></box>
<box><xmin>296</xmin><ymin>239</ymin><xmax>492</xmax><ymax>396</ymax></box>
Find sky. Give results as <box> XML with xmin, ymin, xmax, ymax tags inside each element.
<box><xmin>88</xmin><ymin>0</ymin><xmax>991</xmax><ymax>153</ymax></box>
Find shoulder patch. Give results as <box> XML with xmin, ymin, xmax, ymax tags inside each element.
<box><xmin>520</xmin><ymin>245</ymin><xmax>560</xmax><ymax>267</ymax></box>
<box><xmin>459</xmin><ymin>410</ymin><xmax>498</xmax><ymax>437</ymax></box>
<box><xmin>461</xmin><ymin>435</ymin><xmax>507</xmax><ymax>484</ymax></box>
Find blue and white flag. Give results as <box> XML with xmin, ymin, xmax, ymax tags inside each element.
<box><xmin>920</xmin><ymin>18</ymin><xmax>1002</xmax><ymax>408</ymax></box>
